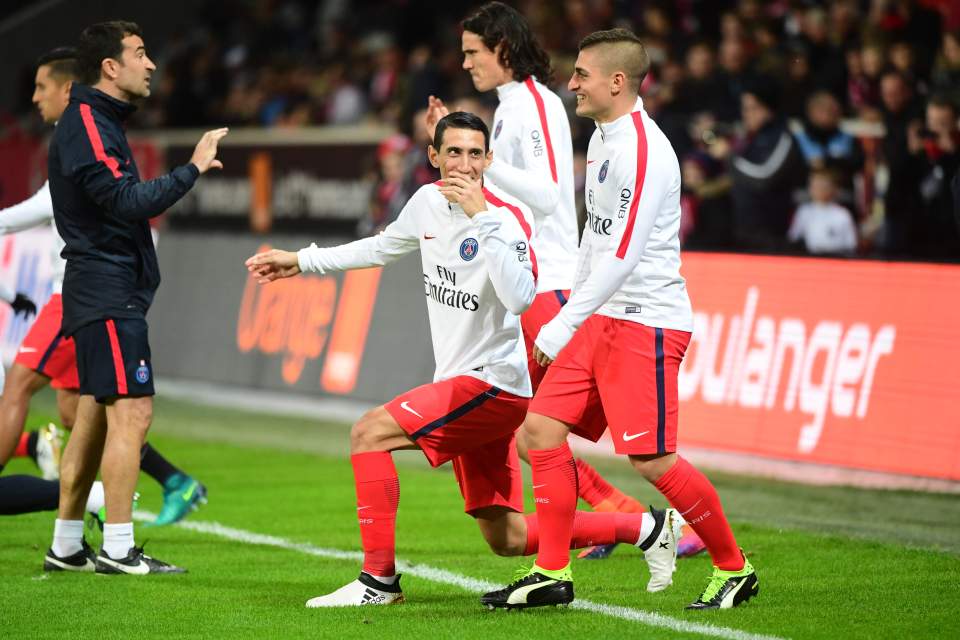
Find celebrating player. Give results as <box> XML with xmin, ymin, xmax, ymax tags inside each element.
<box><xmin>427</xmin><ymin>1</ymin><xmax>704</xmax><ymax>564</ymax></box>
<box><xmin>485</xmin><ymin>29</ymin><xmax>759</xmax><ymax>611</ymax></box>
<box><xmin>247</xmin><ymin>112</ymin><xmax>679</xmax><ymax>608</ymax></box>
<box><xmin>43</xmin><ymin>22</ymin><xmax>226</xmax><ymax>575</ymax></box>
<box><xmin>0</xmin><ymin>47</ymin><xmax>207</xmax><ymax>527</ymax></box>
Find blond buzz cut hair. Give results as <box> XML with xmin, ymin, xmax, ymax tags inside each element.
<box><xmin>578</xmin><ymin>28</ymin><xmax>649</xmax><ymax>94</ymax></box>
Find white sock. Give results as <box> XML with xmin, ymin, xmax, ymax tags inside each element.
<box><xmin>367</xmin><ymin>573</ymin><xmax>398</xmax><ymax>586</ymax></box>
<box><xmin>635</xmin><ymin>512</ymin><xmax>656</xmax><ymax>547</ymax></box>
<box><xmin>102</xmin><ymin>522</ymin><xmax>135</xmax><ymax>559</ymax></box>
<box><xmin>52</xmin><ymin>519</ymin><xmax>84</xmax><ymax>557</ymax></box>
<box><xmin>84</xmin><ymin>481</ymin><xmax>105</xmax><ymax>514</ymax></box>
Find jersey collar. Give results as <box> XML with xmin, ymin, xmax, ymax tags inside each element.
<box><xmin>496</xmin><ymin>79</ymin><xmax>523</xmax><ymax>101</ymax></box>
<box><xmin>597</xmin><ymin>96</ymin><xmax>644</xmax><ymax>142</ymax></box>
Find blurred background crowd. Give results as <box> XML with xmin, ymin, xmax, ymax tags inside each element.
<box><xmin>6</xmin><ymin>0</ymin><xmax>960</xmax><ymax>261</ymax></box>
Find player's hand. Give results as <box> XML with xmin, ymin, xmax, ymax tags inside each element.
<box><xmin>424</xmin><ymin>96</ymin><xmax>450</xmax><ymax>143</ymax></box>
<box><xmin>11</xmin><ymin>292</ymin><xmax>36</xmax><ymax>318</ymax></box>
<box><xmin>533</xmin><ymin>344</ymin><xmax>554</xmax><ymax>367</ymax></box>
<box><xmin>438</xmin><ymin>171</ymin><xmax>486</xmax><ymax>217</ymax></box>
<box><xmin>245</xmin><ymin>248</ymin><xmax>301</xmax><ymax>283</ymax></box>
<box><xmin>190</xmin><ymin>128</ymin><xmax>229</xmax><ymax>174</ymax></box>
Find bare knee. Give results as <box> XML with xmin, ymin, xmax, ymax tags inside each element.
<box><xmin>522</xmin><ymin>413</ymin><xmax>569</xmax><ymax>450</ymax></box>
<box><xmin>474</xmin><ymin>507</ymin><xmax>526</xmax><ymax>557</ymax></box>
<box><xmin>57</xmin><ymin>390</ymin><xmax>79</xmax><ymax>431</ymax></box>
<box><xmin>628</xmin><ymin>452</ymin><xmax>677</xmax><ymax>483</ymax></box>
<box><xmin>3</xmin><ymin>364</ymin><xmax>47</xmax><ymax>400</ymax></box>
<box><xmin>349</xmin><ymin>406</ymin><xmax>411</xmax><ymax>454</ymax></box>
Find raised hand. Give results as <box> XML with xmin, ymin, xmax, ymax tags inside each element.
<box><xmin>190</xmin><ymin>128</ymin><xmax>229</xmax><ymax>174</ymax></box>
<box><xmin>424</xmin><ymin>96</ymin><xmax>450</xmax><ymax>143</ymax></box>
<box><xmin>437</xmin><ymin>171</ymin><xmax>487</xmax><ymax>217</ymax></box>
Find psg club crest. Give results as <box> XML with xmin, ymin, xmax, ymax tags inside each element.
<box><xmin>135</xmin><ymin>360</ymin><xmax>150</xmax><ymax>384</ymax></box>
<box><xmin>460</xmin><ymin>237</ymin><xmax>479</xmax><ymax>261</ymax></box>
<box><xmin>598</xmin><ymin>159</ymin><xmax>609</xmax><ymax>183</ymax></box>
<box><xmin>494</xmin><ymin>120</ymin><xmax>503</xmax><ymax>139</ymax></box>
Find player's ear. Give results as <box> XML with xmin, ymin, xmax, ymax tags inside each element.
<box><xmin>610</xmin><ymin>71</ymin><xmax>625</xmax><ymax>97</ymax></box>
<box><xmin>427</xmin><ymin>145</ymin><xmax>441</xmax><ymax>169</ymax></box>
<box><xmin>484</xmin><ymin>149</ymin><xmax>493</xmax><ymax>169</ymax></box>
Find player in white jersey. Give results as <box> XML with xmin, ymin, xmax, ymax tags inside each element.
<box><xmin>486</xmin><ymin>30</ymin><xmax>759</xmax><ymax>611</ymax></box>
<box><xmin>428</xmin><ymin>1</ymin><xmax>705</xmax><ymax>563</ymax></box>
<box><xmin>248</xmin><ymin>112</ymin><xmax>679</xmax><ymax>608</ymax></box>
<box><xmin>0</xmin><ymin>48</ymin><xmax>206</xmax><ymax>528</ymax></box>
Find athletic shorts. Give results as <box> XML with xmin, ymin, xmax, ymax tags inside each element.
<box><xmin>385</xmin><ymin>375</ymin><xmax>528</xmax><ymax>514</ymax></box>
<box><xmin>529</xmin><ymin>315</ymin><xmax>691</xmax><ymax>456</ymax></box>
<box><xmin>12</xmin><ymin>294</ymin><xmax>80</xmax><ymax>390</ymax></box>
<box><xmin>74</xmin><ymin>318</ymin><xmax>154</xmax><ymax>403</ymax></box>
<box><xmin>520</xmin><ymin>289</ymin><xmax>570</xmax><ymax>392</ymax></box>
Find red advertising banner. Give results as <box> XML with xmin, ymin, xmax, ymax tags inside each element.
<box><xmin>678</xmin><ymin>252</ymin><xmax>960</xmax><ymax>480</ymax></box>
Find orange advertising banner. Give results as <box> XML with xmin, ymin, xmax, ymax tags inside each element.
<box><xmin>678</xmin><ymin>252</ymin><xmax>960</xmax><ymax>480</ymax></box>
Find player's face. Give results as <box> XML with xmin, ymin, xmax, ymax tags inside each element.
<box><xmin>114</xmin><ymin>35</ymin><xmax>156</xmax><ymax>99</ymax></box>
<box><xmin>568</xmin><ymin>48</ymin><xmax>612</xmax><ymax>121</ymax></box>
<box><xmin>428</xmin><ymin>127</ymin><xmax>492</xmax><ymax>181</ymax></box>
<box><xmin>462</xmin><ymin>31</ymin><xmax>510</xmax><ymax>92</ymax></box>
<box><xmin>32</xmin><ymin>65</ymin><xmax>71</xmax><ymax>124</ymax></box>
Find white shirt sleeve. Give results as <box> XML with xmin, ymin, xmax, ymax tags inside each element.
<box><xmin>0</xmin><ymin>182</ymin><xmax>53</xmax><ymax>235</ymax></box>
<box><xmin>787</xmin><ymin>205</ymin><xmax>808</xmax><ymax>243</ymax></box>
<box><xmin>535</xmin><ymin>148</ymin><xmax>670</xmax><ymax>359</ymax></box>
<box><xmin>472</xmin><ymin>209</ymin><xmax>536</xmax><ymax>315</ymax></box>
<box><xmin>298</xmin><ymin>189</ymin><xmax>421</xmax><ymax>273</ymax></box>
<box><xmin>484</xmin><ymin>152</ymin><xmax>561</xmax><ymax>220</ymax></box>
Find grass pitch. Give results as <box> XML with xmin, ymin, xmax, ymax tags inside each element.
<box><xmin>1</xmin><ymin>390</ymin><xmax>958</xmax><ymax>639</ymax></box>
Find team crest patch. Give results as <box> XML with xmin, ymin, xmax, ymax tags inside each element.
<box><xmin>135</xmin><ymin>360</ymin><xmax>150</xmax><ymax>384</ymax></box>
<box><xmin>494</xmin><ymin>120</ymin><xmax>503</xmax><ymax>139</ymax></box>
<box><xmin>598</xmin><ymin>159</ymin><xmax>609</xmax><ymax>183</ymax></box>
<box><xmin>460</xmin><ymin>237</ymin><xmax>479</xmax><ymax>261</ymax></box>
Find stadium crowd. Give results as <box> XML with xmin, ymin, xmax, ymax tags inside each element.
<box><xmin>10</xmin><ymin>0</ymin><xmax>960</xmax><ymax>260</ymax></box>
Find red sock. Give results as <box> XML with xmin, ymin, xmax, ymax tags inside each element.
<box><xmin>351</xmin><ymin>451</ymin><xmax>400</xmax><ymax>576</ymax></box>
<box><xmin>655</xmin><ymin>456</ymin><xmax>742</xmax><ymax>570</ymax></box>
<box><xmin>575</xmin><ymin>458</ymin><xmax>614</xmax><ymax>506</ymax></box>
<box><xmin>528</xmin><ymin>443</ymin><xmax>578</xmax><ymax>570</ymax></box>
<box><xmin>14</xmin><ymin>432</ymin><xmax>30</xmax><ymax>458</ymax></box>
<box><xmin>523</xmin><ymin>511</ymin><xmax>643</xmax><ymax>555</ymax></box>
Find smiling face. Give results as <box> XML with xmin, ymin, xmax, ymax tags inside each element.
<box><xmin>461</xmin><ymin>30</ymin><xmax>511</xmax><ymax>92</ymax></box>
<box><xmin>568</xmin><ymin>47</ymin><xmax>614</xmax><ymax>122</ymax></box>
<box><xmin>32</xmin><ymin>64</ymin><xmax>71</xmax><ymax>124</ymax></box>
<box><xmin>112</xmin><ymin>34</ymin><xmax>156</xmax><ymax>100</ymax></box>
<box><xmin>428</xmin><ymin>127</ymin><xmax>492</xmax><ymax>182</ymax></box>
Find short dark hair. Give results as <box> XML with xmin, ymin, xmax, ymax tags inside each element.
<box><xmin>579</xmin><ymin>28</ymin><xmax>650</xmax><ymax>93</ymax></box>
<box><xmin>433</xmin><ymin>111</ymin><xmax>490</xmax><ymax>152</ymax></box>
<box><xmin>36</xmin><ymin>47</ymin><xmax>78</xmax><ymax>82</ymax></box>
<box><xmin>928</xmin><ymin>94</ymin><xmax>958</xmax><ymax>116</ymax></box>
<box><xmin>462</xmin><ymin>2</ymin><xmax>552</xmax><ymax>83</ymax></box>
<box><xmin>77</xmin><ymin>20</ymin><xmax>143</xmax><ymax>84</ymax></box>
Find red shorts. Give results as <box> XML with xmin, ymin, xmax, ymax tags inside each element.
<box><xmin>529</xmin><ymin>315</ymin><xmax>691</xmax><ymax>455</ymax></box>
<box><xmin>521</xmin><ymin>290</ymin><xmax>570</xmax><ymax>391</ymax></box>
<box><xmin>385</xmin><ymin>375</ymin><xmax>528</xmax><ymax>514</ymax></box>
<box><xmin>13</xmin><ymin>294</ymin><xmax>80</xmax><ymax>390</ymax></box>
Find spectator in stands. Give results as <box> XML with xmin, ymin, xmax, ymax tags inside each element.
<box><xmin>361</xmin><ymin>133</ymin><xmax>412</xmax><ymax>236</ymax></box>
<box><xmin>788</xmin><ymin>169</ymin><xmax>858</xmax><ymax>256</ymax></box>
<box><xmin>681</xmin><ymin>150</ymin><xmax>734</xmax><ymax>250</ymax></box>
<box><xmin>930</xmin><ymin>29</ymin><xmax>960</xmax><ymax>108</ymax></box>
<box><xmin>794</xmin><ymin>90</ymin><xmax>865</xmax><ymax>212</ymax></box>
<box><xmin>780</xmin><ymin>41</ymin><xmax>817</xmax><ymax>119</ymax></box>
<box><xmin>879</xmin><ymin>69</ymin><xmax>926</xmax><ymax>256</ymax></box>
<box><xmin>723</xmin><ymin>80</ymin><xmax>807</xmax><ymax>251</ymax></box>
<box><xmin>716</xmin><ymin>37</ymin><xmax>756</xmax><ymax>123</ymax></box>
<box><xmin>917</xmin><ymin>96</ymin><xmax>960</xmax><ymax>259</ymax></box>
<box><xmin>847</xmin><ymin>43</ymin><xmax>886</xmax><ymax>115</ymax></box>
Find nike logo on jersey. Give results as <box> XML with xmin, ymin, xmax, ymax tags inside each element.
<box><xmin>423</xmin><ymin>234</ymin><xmax>436</xmax><ymax>240</ymax></box>
<box><xmin>532</xmin><ymin>483</ymin><xmax>547</xmax><ymax>489</ymax></box>
<box><xmin>357</xmin><ymin>505</ymin><xmax>372</xmax><ymax>511</ymax></box>
<box><xmin>400</xmin><ymin>401</ymin><xmax>423</xmax><ymax>419</ymax></box>
<box><xmin>18</xmin><ymin>347</ymin><xmax>37</xmax><ymax>353</ymax></box>
<box><xmin>587</xmin><ymin>160</ymin><xmax>596</xmax><ymax>165</ymax></box>
<box><xmin>622</xmin><ymin>430</ymin><xmax>649</xmax><ymax>442</ymax></box>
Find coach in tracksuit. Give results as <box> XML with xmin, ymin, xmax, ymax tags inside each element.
<box><xmin>42</xmin><ymin>21</ymin><xmax>226</xmax><ymax>575</ymax></box>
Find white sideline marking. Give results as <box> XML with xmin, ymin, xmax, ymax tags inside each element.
<box><xmin>134</xmin><ymin>510</ymin><xmax>784</xmax><ymax>640</ymax></box>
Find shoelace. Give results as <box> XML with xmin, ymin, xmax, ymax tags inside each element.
<box><xmin>697</xmin><ymin>570</ymin><xmax>728</xmax><ymax>602</ymax></box>
<box><xmin>502</xmin><ymin>565</ymin><xmax>533</xmax><ymax>588</ymax></box>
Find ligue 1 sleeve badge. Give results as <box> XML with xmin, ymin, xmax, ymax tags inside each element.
<box><xmin>598</xmin><ymin>159</ymin><xmax>609</xmax><ymax>183</ymax></box>
<box><xmin>136</xmin><ymin>360</ymin><xmax>150</xmax><ymax>384</ymax></box>
<box><xmin>494</xmin><ymin>120</ymin><xmax>503</xmax><ymax>139</ymax></box>
<box><xmin>460</xmin><ymin>237</ymin><xmax>479</xmax><ymax>261</ymax></box>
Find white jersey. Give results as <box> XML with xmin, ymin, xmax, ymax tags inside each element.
<box><xmin>787</xmin><ymin>201</ymin><xmax>857</xmax><ymax>254</ymax></box>
<box><xmin>486</xmin><ymin>77</ymin><xmax>578</xmax><ymax>292</ymax></box>
<box><xmin>0</xmin><ymin>181</ymin><xmax>65</xmax><ymax>294</ymax></box>
<box><xmin>298</xmin><ymin>180</ymin><xmax>536</xmax><ymax>397</ymax></box>
<box><xmin>536</xmin><ymin>98</ymin><xmax>693</xmax><ymax>359</ymax></box>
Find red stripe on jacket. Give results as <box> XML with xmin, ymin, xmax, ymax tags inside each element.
<box><xmin>482</xmin><ymin>187</ymin><xmax>538</xmax><ymax>282</ymax></box>
<box><xmin>79</xmin><ymin>104</ymin><xmax>122</xmax><ymax>179</ymax></box>
<box><xmin>615</xmin><ymin>111</ymin><xmax>649</xmax><ymax>259</ymax></box>
<box><xmin>523</xmin><ymin>78</ymin><xmax>558</xmax><ymax>183</ymax></box>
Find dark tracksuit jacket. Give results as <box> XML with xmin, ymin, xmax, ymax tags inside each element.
<box><xmin>49</xmin><ymin>83</ymin><xmax>199</xmax><ymax>336</ymax></box>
